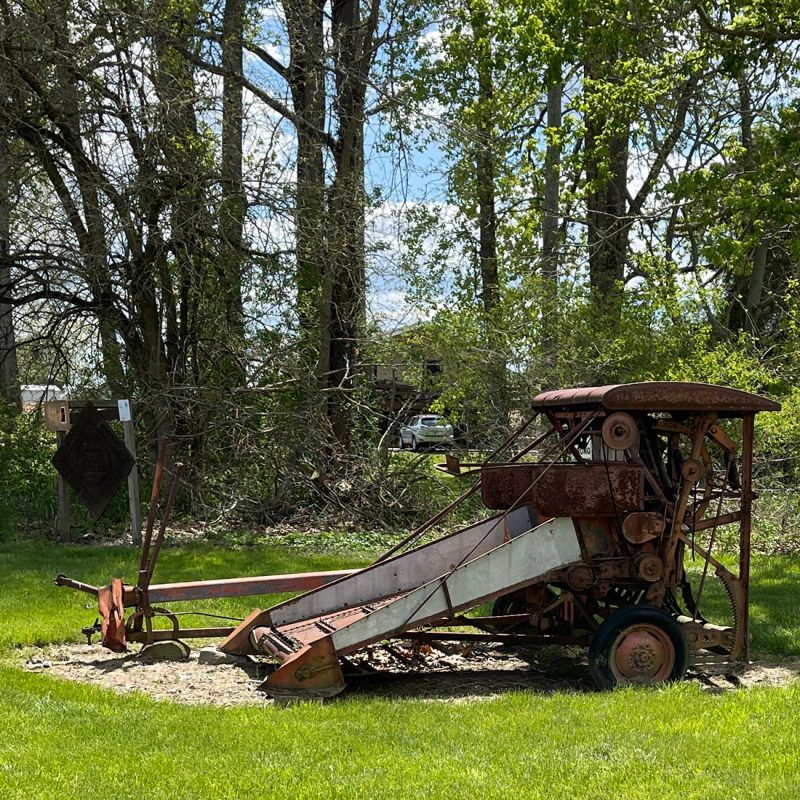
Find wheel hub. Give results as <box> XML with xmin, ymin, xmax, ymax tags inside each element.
<box><xmin>611</xmin><ymin>624</ymin><xmax>675</xmax><ymax>683</ymax></box>
<box><xmin>628</xmin><ymin>641</ymin><xmax>657</xmax><ymax>671</ymax></box>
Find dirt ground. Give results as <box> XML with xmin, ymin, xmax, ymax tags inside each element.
<box><xmin>19</xmin><ymin>640</ymin><xmax>800</xmax><ymax>706</ymax></box>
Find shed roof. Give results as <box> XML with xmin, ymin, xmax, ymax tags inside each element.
<box><xmin>532</xmin><ymin>382</ymin><xmax>780</xmax><ymax>416</ymax></box>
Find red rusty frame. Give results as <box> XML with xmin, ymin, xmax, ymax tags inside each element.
<box><xmin>53</xmin><ymin>383</ymin><xmax>776</xmax><ymax>696</ymax></box>
<box><xmin>454</xmin><ymin>400</ymin><xmax>761</xmax><ymax>667</ymax></box>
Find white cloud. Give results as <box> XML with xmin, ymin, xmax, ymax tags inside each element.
<box><xmin>418</xmin><ymin>27</ymin><xmax>443</xmax><ymax>61</ymax></box>
<box><xmin>366</xmin><ymin>199</ymin><xmax>461</xmax><ymax>329</ymax></box>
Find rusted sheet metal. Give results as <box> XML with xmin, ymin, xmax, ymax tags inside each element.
<box><xmin>622</xmin><ymin>511</ymin><xmax>665</xmax><ymax>543</ymax></box>
<box><xmin>265</xmin><ymin>507</ymin><xmax>537</xmax><ymax>630</ymax></box>
<box><xmin>147</xmin><ymin>570</ymin><xmax>359</xmax><ymax>604</ymax></box>
<box><xmin>249</xmin><ymin>595</ymin><xmax>403</xmax><ymax>657</ymax></box>
<box><xmin>219</xmin><ymin>607</ymin><xmax>269</xmax><ymax>655</ymax></box>
<box><xmin>574</xmin><ymin>517</ymin><xmax>617</xmax><ymax>557</ymax></box>
<box><xmin>98</xmin><ymin>578</ymin><xmax>127</xmax><ymax>652</ymax></box>
<box><xmin>261</xmin><ymin>637</ymin><xmax>346</xmax><ymax>699</ymax></box>
<box><xmin>332</xmin><ymin>518</ymin><xmax>580</xmax><ymax>655</ymax></box>
<box><xmin>533</xmin><ymin>382</ymin><xmax>780</xmax><ymax>415</ymax></box>
<box><xmin>481</xmin><ymin>463</ymin><xmax>645</xmax><ymax>516</ymax></box>
<box><xmin>252</xmin><ymin>516</ymin><xmax>582</xmax><ymax>697</ymax></box>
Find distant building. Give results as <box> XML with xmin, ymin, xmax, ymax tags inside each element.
<box><xmin>368</xmin><ymin>324</ymin><xmax>444</xmax><ymax>423</ymax></box>
<box><xmin>371</xmin><ymin>362</ymin><xmax>440</xmax><ymax>417</ymax></box>
<box><xmin>20</xmin><ymin>384</ymin><xmax>66</xmax><ymax>410</ymax></box>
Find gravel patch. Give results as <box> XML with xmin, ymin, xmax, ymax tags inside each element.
<box><xmin>18</xmin><ymin>641</ymin><xmax>800</xmax><ymax>706</ymax></box>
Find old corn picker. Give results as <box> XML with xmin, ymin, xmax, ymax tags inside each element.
<box><xmin>56</xmin><ymin>382</ymin><xmax>779</xmax><ymax>697</ymax></box>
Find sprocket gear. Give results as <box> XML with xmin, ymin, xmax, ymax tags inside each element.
<box><xmin>715</xmin><ymin>566</ymin><xmax>744</xmax><ymax>658</ymax></box>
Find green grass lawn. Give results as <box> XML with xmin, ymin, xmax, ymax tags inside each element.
<box><xmin>2</xmin><ymin>668</ymin><xmax>798</xmax><ymax>800</ymax></box>
<box><xmin>0</xmin><ymin>540</ymin><xmax>371</xmax><ymax>650</ymax></box>
<box><xmin>0</xmin><ymin>539</ymin><xmax>798</xmax><ymax>799</ymax></box>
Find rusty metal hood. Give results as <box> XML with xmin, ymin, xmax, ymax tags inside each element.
<box><xmin>533</xmin><ymin>382</ymin><xmax>780</xmax><ymax>416</ymax></box>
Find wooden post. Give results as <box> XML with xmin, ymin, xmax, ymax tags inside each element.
<box><xmin>119</xmin><ymin>399</ymin><xmax>142</xmax><ymax>547</ymax></box>
<box><xmin>739</xmin><ymin>413</ymin><xmax>755</xmax><ymax>661</ymax></box>
<box><xmin>55</xmin><ymin>429</ymin><xmax>71</xmax><ymax>542</ymax></box>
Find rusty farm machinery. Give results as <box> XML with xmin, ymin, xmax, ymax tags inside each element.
<box><xmin>56</xmin><ymin>381</ymin><xmax>779</xmax><ymax>697</ymax></box>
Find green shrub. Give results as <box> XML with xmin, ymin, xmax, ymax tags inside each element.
<box><xmin>0</xmin><ymin>405</ymin><xmax>57</xmax><ymax>537</ymax></box>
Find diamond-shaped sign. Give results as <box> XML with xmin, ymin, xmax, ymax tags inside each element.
<box><xmin>51</xmin><ymin>402</ymin><xmax>135</xmax><ymax>519</ymax></box>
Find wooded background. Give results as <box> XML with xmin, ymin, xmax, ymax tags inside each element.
<box><xmin>1</xmin><ymin>0</ymin><xmax>798</xmax><ymax>529</ymax></box>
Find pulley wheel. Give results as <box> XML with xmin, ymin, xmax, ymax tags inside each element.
<box><xmin>681</xmin><ymin>458</ymin><xmax>704</xmax><ymax>483</ymax></box>
<box><xmin>602</xmin><ymin>413</ymin><xmax>638</xmax><ymax>451</ymax></box>
<box><xmin>566</xmin><ymin>563</ymin><xmax>595</xmax><ymax>591</ymax></box>
<box><xmin>636</xmin><ymin>554</ymin><xmax>664</xmax><ymax>583</ymax></box>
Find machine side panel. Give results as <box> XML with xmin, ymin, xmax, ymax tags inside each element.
<box><xmin>330</xmin><ymin>517</ymin><xmax>582</xmax><ymax>653</ymax></box>
<box><xmin>269</xmin><ymin>506</ymin><xmax>537</xmax><ymax>627</ymax></box>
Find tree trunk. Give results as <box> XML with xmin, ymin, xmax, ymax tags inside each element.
<box><xmin>735</xmin><ymin>74</ymin><xmax>770</xmax><ymax>337</ymax></box>
<box><xmin>151</xmin><ymin>6</ymin><xmax>216</xmax><ymax>501</ymax></box>
<box><xmin>476</xmin><ymin>49</ymin><xmax>498</xmax><ymax>316</ymax></box>
<box><xmin>0</xmin><ymin>0</ymin><xmax>19</xmax><ymax>410</ymax></box>
<box><xmin>0</xmin><ymin>116</ymin><xmax>19</xmax><ymax>411</ymax></box>
<box><xmin>322</xmin><ymin>0</ymin><xmax>376</xmax><ymax>450</ymax></box>
<box><xmin>219</xmin><ymin>0</ymin><xmax>246</xmax><ymax>382</ymax></box>
<box><xmin>541</xmin><ymin>79</ymin><xmax>562</xmax><ymax>380</ymax></box>
<box><xmin>284</xmin><ymin>0</ymin><xmax>328</xmax><ymax>465</ymax></box>
<box><xmin>745</xmin><ymin>242</ymin><xmax>768</xmax><ymax>334</ymax></box>
<box><xmin>585</xmin><ymin>124</ymin><xmax>628</xmax><ymax>309</ymax></box>
<box><xmin>583</xmin><ymin>20</ymin><xmax>629</xmax><ymax>321</ymax></box>
<box><xmin>285</xmin><ymin>0</ymin><xmax>327</xmax><ymax>347</ymax></box>
<box><xmin>472</xmin><ymin>12</ymin><xmax>507</xmax><ymax>433</ymax></box>
<box><xmin>52</xmin><ymin>7</ymin><xmax>127</xmax><ymax>395</ymax></box>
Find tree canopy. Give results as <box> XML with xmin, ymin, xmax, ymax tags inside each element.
<box><xmin>0</xmin><ymin>0</ymin><xmax>798</xmax><ymax>522</ymax></box>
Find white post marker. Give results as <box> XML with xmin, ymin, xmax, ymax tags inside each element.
<box><xmin>117</xmin><ymin>398</ymin><xmax>131</xmax><ymax>422</ymax></box>
<box><xmin>119</xmin><ymin>399</ymin><xmax>143</xmax><ymax>546</ymax></box>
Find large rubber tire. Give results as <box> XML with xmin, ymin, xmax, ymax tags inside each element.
<box><xmin>397</xmin><ymin>434</ymin><xmax>405</xmax><ymax>450</ymax></box>
<box><xmin>588</xmin><ymin>605</ymin><xmax>689</xmax><ymax>689</ymax></box>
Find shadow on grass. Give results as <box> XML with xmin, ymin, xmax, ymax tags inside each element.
<box><xmin>74</xmin><ymin>651</ymin><xmax>265</xmax><ymax>682</ymax></box>
<box><xmin>344</xmin><ymin>650</ymin><xmax>800</xmax><ymax>701</ymax></box>
<box><xmin>344</xmin><ymin>666</ymin><xmax>594</xmax><ymax>701</ymax></box>
<box><xmin>341</xmin><ymin>644</ymin><xmax>594</xmax><ymax>700</ymax></box>
<box><xmin>59</xmin><ymin>650</ymin><xmax>595</xmax><ymax>702</ymax></box>
<box><xmin>748</xmin><ymin>575</ymin><xmax>800</xmax><ymax>656</ymax></box>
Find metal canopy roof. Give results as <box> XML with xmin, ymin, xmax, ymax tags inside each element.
<box><xmin>533</xmin><ymin>382</ymin><xmax>781</xmax><ymax>416</ymax></box>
